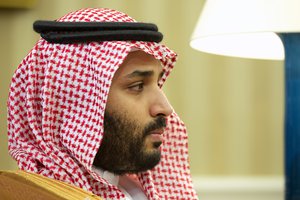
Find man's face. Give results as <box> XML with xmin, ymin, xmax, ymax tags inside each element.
<box><xmin>93</xmin><ymin>50</ymin><xmax>173</xmax><ymax>175</ymax></box>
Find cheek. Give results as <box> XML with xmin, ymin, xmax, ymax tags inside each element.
<box><xmin>106</xmin><ymin>87</ymin><xmax>154</xmax><ymax>137</ymax></box>
<box><xmin>108</xmin><ymin>94</ymin><xmax>149</xmax><ymax>120</ymax></box>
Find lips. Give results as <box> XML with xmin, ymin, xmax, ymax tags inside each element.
<box><xmin>148</xmin><ymin>128</ymin><xmax>164</xmax><ymax>146</ymax></box>
<box><xmin>149</xmin><ymin>128</ymin><xmax>164</xmax><ymax>136</ymax></box>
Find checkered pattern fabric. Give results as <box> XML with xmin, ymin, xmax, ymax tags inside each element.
<box><xmin>7</xmin><ymin>8</ymin><xmax>198</xmax><ymax>199</ymax></box>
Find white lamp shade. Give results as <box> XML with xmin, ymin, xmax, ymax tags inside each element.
<box><xmin>190</xmin><ymin>0</ymin><xmax>300</xmax><ymax>60</ymax></box>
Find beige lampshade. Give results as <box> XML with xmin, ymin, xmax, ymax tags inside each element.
<box><xmin>190</xmin><ymin>0</ymin><xmax>300</xmax><ymax>60</ymax></box>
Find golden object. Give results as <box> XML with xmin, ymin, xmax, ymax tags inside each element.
<box><xmin>0</xmin><ymin>170</ymin><xmax>102</xmax><ymax>200</ymax></box>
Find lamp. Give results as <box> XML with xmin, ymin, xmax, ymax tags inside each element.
<box><xmin>190</xmin><ymin>0</ymin><xmax>300</xmax><ymax>199</ymax></box>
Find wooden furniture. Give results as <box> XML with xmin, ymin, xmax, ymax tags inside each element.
<box><xmin>0</xmin><ymin>170</ymin><xmax>102</xmax><ymax>200</ymax></box>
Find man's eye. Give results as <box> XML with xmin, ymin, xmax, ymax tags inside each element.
<box><xmin>128</xmin><ymin>82</ymin><xmax>144</xmax><ymax>92</ymax></box>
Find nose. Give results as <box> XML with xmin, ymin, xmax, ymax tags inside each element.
<box><xmin>149</xmin><ymin>88</ymin><xmax>173</xmax><ymax>118</ymax></box>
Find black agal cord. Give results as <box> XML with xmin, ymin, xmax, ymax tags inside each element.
<box><xmin>33</xmin><ymin>20</ymin><xmax>163</xmax><ymax>44</ymax></box>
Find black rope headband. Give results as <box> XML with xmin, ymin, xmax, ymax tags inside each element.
<box><xmin>33</xmin><ymin>20</ymin><xmax>163</xmax><ymax>44</ymax></box>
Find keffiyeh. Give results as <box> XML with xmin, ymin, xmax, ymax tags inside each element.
<box><xmin>7</xmin><ymin>8</ymin><xmax>198</xmax><ymax>199</ymax></box>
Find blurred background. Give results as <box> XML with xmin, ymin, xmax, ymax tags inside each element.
<box><xmin>0</xmin><ymin>0</ymin><xmax>284</xmax><ymax>199</ymax></box>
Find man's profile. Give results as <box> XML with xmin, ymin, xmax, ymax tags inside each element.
<box><xmin>7</xmin><ymin>8</ymin><xmax>197</xmax><ymax>199</ymax></box>
<box><xmin>94</xmin><ymin>51</ymin><xmax>171</xmax><ymax>175</ymax></box>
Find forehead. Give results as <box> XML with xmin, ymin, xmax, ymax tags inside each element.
<box><xmin>114</xmin><ymin>51</ymin><xmax>162</xmax><ymax>77</ymax></box>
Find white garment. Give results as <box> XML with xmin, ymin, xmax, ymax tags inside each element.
<box><xmin>92</xmin><ymin>167</ymin><xmax>148</xmax><ymax>200</ymax></box>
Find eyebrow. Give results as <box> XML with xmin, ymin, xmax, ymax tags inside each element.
<box><xmin>125</xmin><ymin>70</ymin><xmax>164</xmax><ymax>79</ymax></box>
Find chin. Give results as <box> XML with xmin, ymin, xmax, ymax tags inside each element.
<box><xmin>141</xmin><ymin>149</ymin><xmax>161</xmax><ymax>167</ymax></box>
<box><xmin>112</xmin><ymin>152</ymin><xmax>161</xmax><ymax>175</ymax></box>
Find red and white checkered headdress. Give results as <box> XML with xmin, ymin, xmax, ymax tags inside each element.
<box><xmin>7</xmin><ymin>8</ymin><xmax>198</xmax><ymax>199</ymax></box>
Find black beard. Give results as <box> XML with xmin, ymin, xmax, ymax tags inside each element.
<box><xmin>93</xmin><ymin>111</ymin><xmax>166</xmax><ymax>175</ymax></box>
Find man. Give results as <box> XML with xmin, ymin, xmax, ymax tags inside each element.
<box><xmin>7</xmin><ymin>8</ymin><xmax>198</xmax><ymax>199</ymax></box>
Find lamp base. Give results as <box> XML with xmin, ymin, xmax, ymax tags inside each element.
<box><xmin>280</xmin><ymin>33</ymin><xmax>300</xmax><ymax>200</ymax></box>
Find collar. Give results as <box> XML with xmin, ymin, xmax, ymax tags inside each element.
<box><xmin>92</xmin><ymin>166</ymin><xmax>119</xmax><ymax>186</ymax></box>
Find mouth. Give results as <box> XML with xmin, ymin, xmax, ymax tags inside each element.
<box><xmin>149</xmin><ymin>128</ymin><xmax>164</xmax><ymax>135</ymax></box>
<box><xmin>147</xmin><ymin>128</ymin><xmax>165</xmax><ymax>148</ymax></box>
